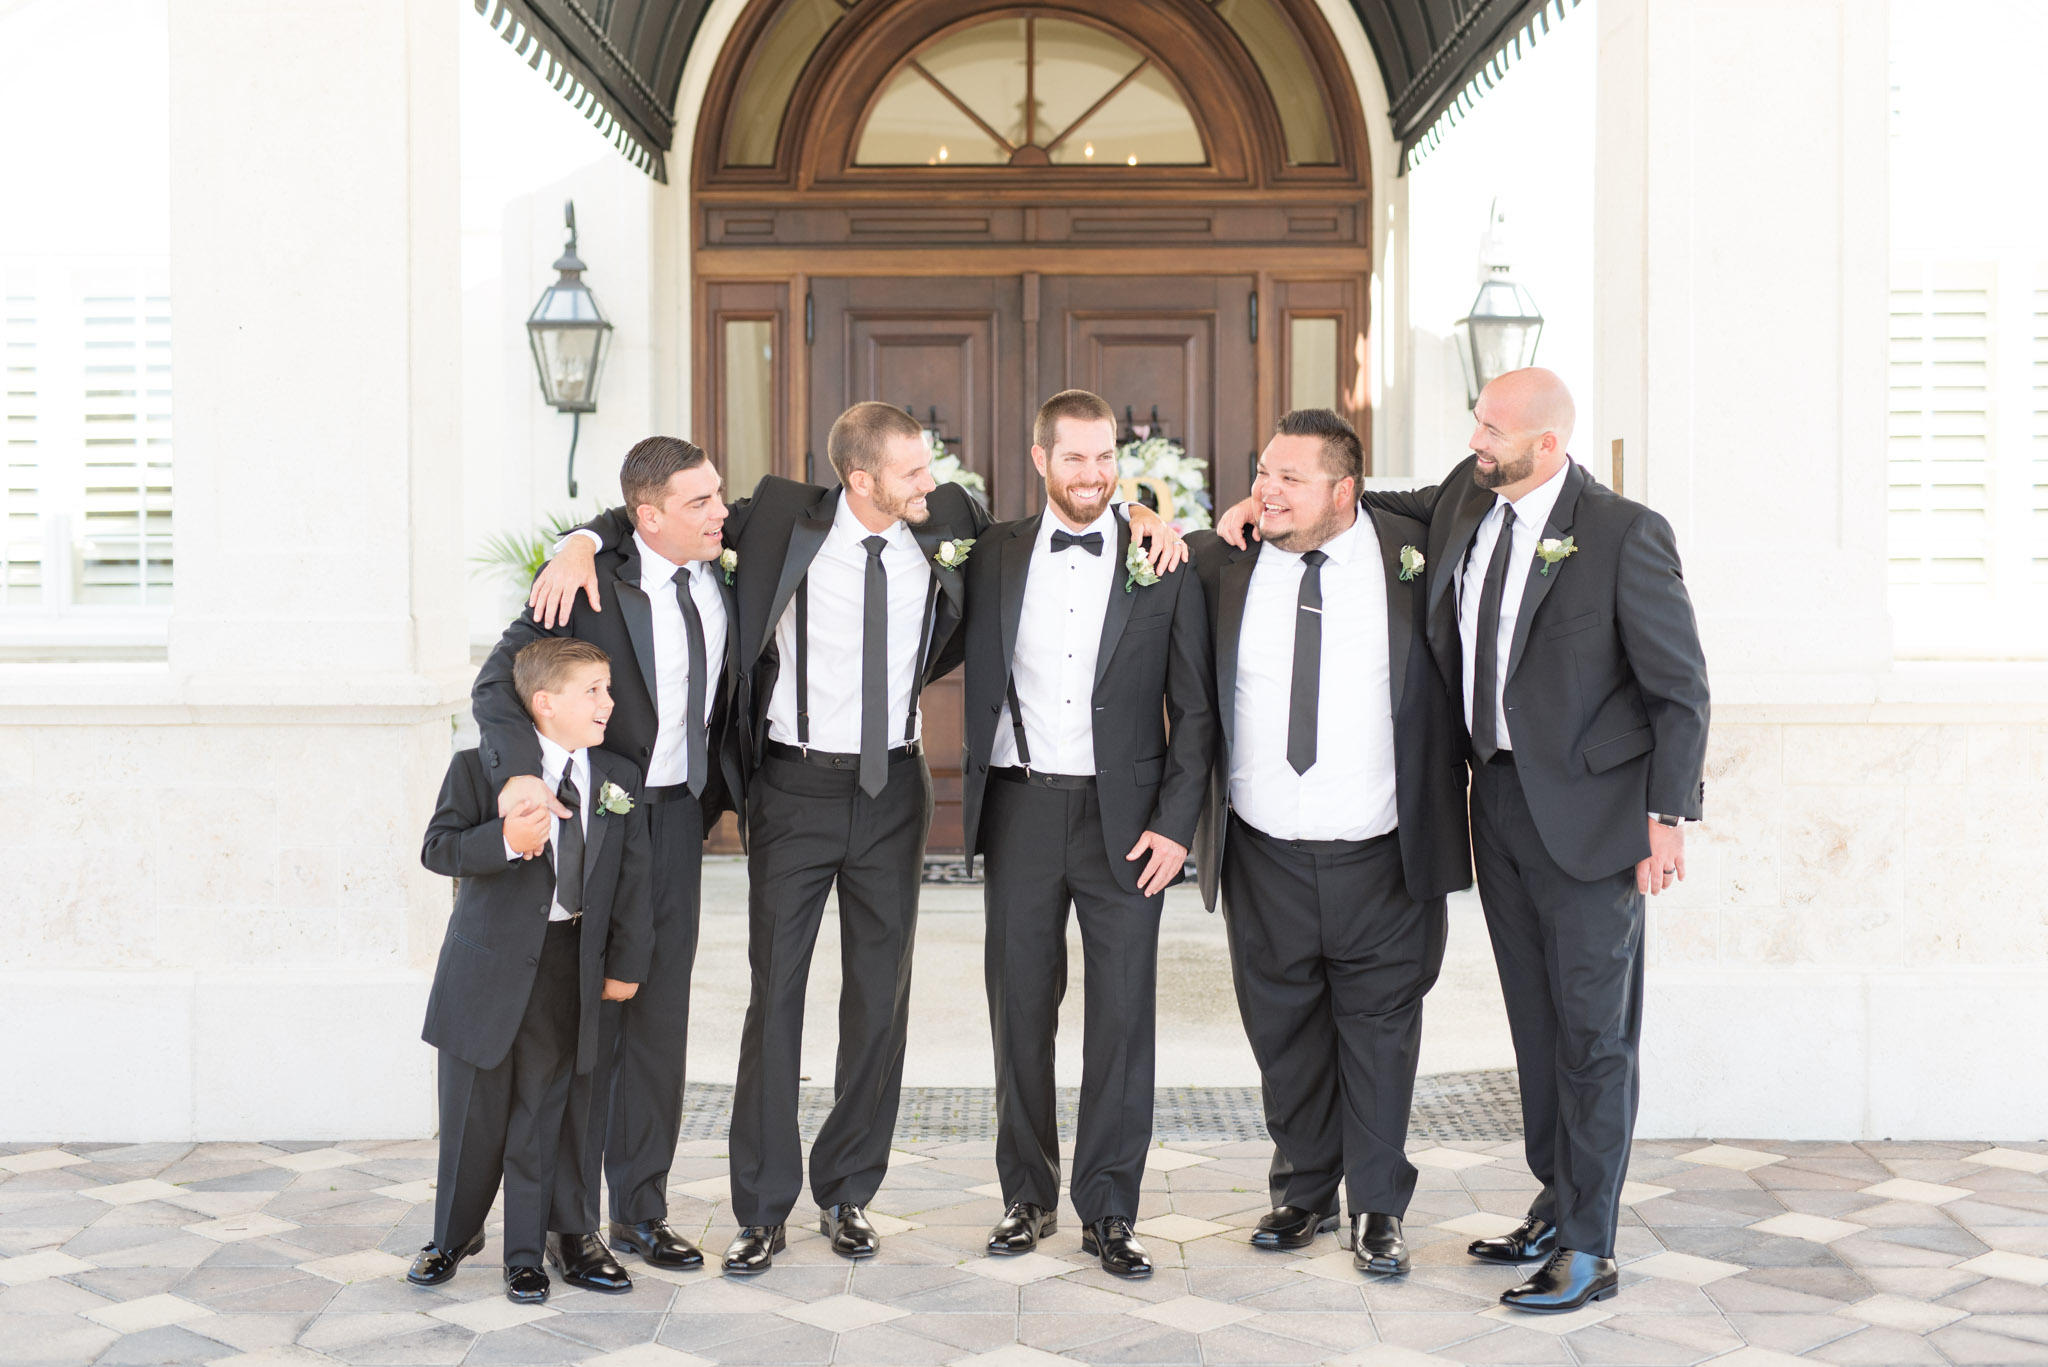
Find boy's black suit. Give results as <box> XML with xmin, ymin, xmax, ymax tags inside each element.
<box><xmin>957</xmin><ymin>510</ymin><xmax>1215</xmax><ymax>1225</ymax></box>
<box><xmin>421</xmin><ymin>747</ymin><xmax>651</xmax><ymax>1267</ymax></box>
<box><xmin>471</xmin><ymin>538</ymin><xmax>738</xmax><ymax>1235</ymax></box>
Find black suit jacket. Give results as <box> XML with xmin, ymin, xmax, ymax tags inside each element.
<box><xmin>959</xmin><ymin>511</ymin><xmax>1216</xmax><ymax>895</ymax></box>
<box><xmin>472</xmin><ymin>538</ymin><xmax>743</xmax><ymax>827</ymax></box>
<box><xmin>578</xmin><ymin>477</ymin><xmax>991</xmax><ymax>782</ymax></box>
<box><xmin>1362</xmin><ymin>456</ymin><xmax>1710</xmax><ymax>881</ymax></box>
<box><xmin>420</xmin><ymin>747</ymin><xmax>652</xmax><ymax>1074</ymax></box>
<box><xmin>1187</xmin><ymin>509</ymin><xmax>1473</xmax><ymax>909</ymax></box>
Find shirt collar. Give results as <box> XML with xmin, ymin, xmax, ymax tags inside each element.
<box><xmin>1496</xmin><ymin>457</ymin><xmax>1573</xmax><ymax>531</ymax></box>
<box><xmin>535</xmin><ymin>730</ymin><xmax>586</xmax><ymax>792</ymax></box>
<box><xmin>633</xmin><ymin>532</ymin><xmax>688</xmax><ymax>587</ymax></box>
<box><xmin>832</xmin><ymin>489</ymin><xmax>909</xmax><ymax>547</ymax></box>
<box><xmin>1037</xmin><ymin>502</ymin><xmax>1118</xmax><ymax>552</ymax></box>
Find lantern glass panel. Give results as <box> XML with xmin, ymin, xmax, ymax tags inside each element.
<box><xmin>529</xmin><ymin>324</ymin><xmax>609</xmax><ymax>410</ymax></box>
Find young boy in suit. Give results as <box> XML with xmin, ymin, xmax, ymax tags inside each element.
<box><xmin>409</xmin><ymin>637</ymin><xmax>653</xmax><ymax>1304</ymax></box>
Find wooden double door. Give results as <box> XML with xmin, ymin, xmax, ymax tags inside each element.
<box><xmin>809</xmin><ymin>272</ymin><xmax>1258</xmax><ymax>852</ymax></box>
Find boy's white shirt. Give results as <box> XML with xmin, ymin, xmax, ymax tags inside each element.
<box><xmin>503</xmin><ymin>728</ymin><xmax>593</xmax><ymax>923</ymax></box>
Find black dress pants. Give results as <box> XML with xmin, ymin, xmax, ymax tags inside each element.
<box><xmin>727</xmin><ymin>750</ymin><xmax>932</xmax><ymax>1226</ymax></box>
<box><xmin>1470</xmin><ymin>753</ymin><xmax>1645</xmax><ymax>1258</ymax></box>
<box><xmin>1220</xmin><ymin>816</ymin><xmax>1447</xmax><ymax>1219</ymax></box>
<box><xmin>434</xmin><ymin>918</ymin><xmax>581</xmax><ymax>1267</ymax></box>
<box><xmin>555</xmin><ymin>794</ymin><xmax>704</xmax><ymax>1232</ymax></box>
<box><xmin>982</xmin><ymin>776</ymin><xmax>1163</xmax><ymax>1226</ymax></box>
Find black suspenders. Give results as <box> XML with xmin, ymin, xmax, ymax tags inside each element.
<box><xmin>792</xmin><ymin>557</ymin><xmax>942</xmax><ymax>756</ymax></box>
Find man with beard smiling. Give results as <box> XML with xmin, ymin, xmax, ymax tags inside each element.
<box><xmin>959</xmin><ymin>390</ymin><xmax>1215</xmax><ymax>1278</ymax></box>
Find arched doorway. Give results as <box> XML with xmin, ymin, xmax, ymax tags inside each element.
<box><xmin>694</xmin><ymin>0</ymin><xmax>1374</xmax><ymax>850</ymax></box>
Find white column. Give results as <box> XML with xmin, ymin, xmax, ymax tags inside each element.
<box><xmin>0</xmin><ymin>0</ymin><xmax>466</xmax><ymax>1140</ymax></box>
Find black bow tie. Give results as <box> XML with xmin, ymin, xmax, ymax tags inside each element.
<box><xmin>1051</xmin><ymin>529</ymin><xmax>1104</xmax><ymax>556</ymax></box>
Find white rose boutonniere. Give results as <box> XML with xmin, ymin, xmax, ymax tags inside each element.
<box><xmin>1124</xmin><ymin>540</ymin><xmax>1161</xmax><ymax>593</ymax></box>
<box><xmin>718</xmin><ymin>548</ymin><xmax>737</xmax><ymax>585</ymax></box>
<box><xmin>933</xmin><ymin>538</ymin><xmax>974</xmax><ymax>571</ymax></box>
<box><xmin>596</xmin><ymin>781</ymin><xmax>634</xmax><ymax>816</ymax></box>
<box><xmin>1398</xmin><ymin>545</ymin><xmax>1425</xmax><ymax>582</ymax></box>
<box><xmin>1535</xmin><ymin>535</ymin><xmax>1578</xmax><ymax>576</ymax></box>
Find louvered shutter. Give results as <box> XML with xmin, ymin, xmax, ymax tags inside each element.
<box><xmin>1887</xmin><ymin>262</ymin><xmax>1994</xmax><ymax>590</ymax></box>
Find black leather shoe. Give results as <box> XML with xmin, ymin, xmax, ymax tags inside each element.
<box><xmin>545</xmin><ymin>1232</ymin><xmax>633</xmax><ymax>1293</ymax></box>
<box><xmin>610</xmin><ymin>1219</ymin><xmax>704</xmax><ymax>1270</ymax></box>
<box><xmin>722</xmin><ymin>1224</ymin><xmax>786</xmax><ymax>1275</ymax></box>
<box><xmin>1250</xmin><ymin>1206</ymin><xmax>1339</xmax><ymax>1250</ymax></box>
<box><xmin>503</xmin><ymin>1265</ymin><xmax>550</xmax><ymax>1303</ymax></box>
<box><xmin>1468</xmin><ymin>1215</ymin><xmax>1558</xmax><ymax>1264</ymax></box>
<box><xmin>406</xmin><ymin>1232</ymin><xmax>484</xmax><ymax>1286</ymax></box>
<box><xmin>1500</xmin><ymin>1249</ymin><xmax>1619</xmax><ymax>1313</ymax></box>
<box><xmin>987</xmin><ymin>1202</ymin><xmax>1057</xmax><ymax>1255</ymax></box>
<box><xmin>1081</xmin><ymin>1216</ymin><xmax>1152</xmax><ymax>1278</ymax></box>
<box><xmin>1352</xmin><ymin>1213</ymin><xmax>1410</xmax><ymax>1274</ymax></box>
<box><xmin>819</xmin><ymin>1203</ymin><xmax>880</xmax><ymax>1259</ymax></box>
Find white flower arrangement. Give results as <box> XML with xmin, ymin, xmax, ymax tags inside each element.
<box><xmin>1536</xmin><ymin>535</ymin><xmax>1577</xmax><ymax>576</ymax></box>
<box><xmin>933</xmin><ymin>538</ymin><xmax>974</xmax><ymax>570</ymax></box>
<box><xmin>718</xmin><ymin>548</ymin><xmax>738</xmax><ymax>584</ymax></box>
<box><xmin>1398</xmin><ymin>545</ymin><xmax>1425</xmax><ymax>582</ymax></box>
<box><xmin>597</xmin><ymin>780</ymin><xmax>634</xmax><ymax>815</ymax></box>
<box><xmin>925</xmin><ymin>431</ymin><xmax>986</xmax><ymax>495</ymax></box>
<box><xmin>1115</xmin><ymin>435</ymin><xmax>1212</xmax><ymax>532</ymax></box>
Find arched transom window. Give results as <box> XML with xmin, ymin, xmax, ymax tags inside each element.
<box><xmin>854</xmin><ymin>14</ymin><xmax>1205</xmax><ymax>167</ymax></box>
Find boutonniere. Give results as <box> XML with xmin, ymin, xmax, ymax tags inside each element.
<box><xmin>1398</xmin><ymin>545</ymin><xmax>1425</xmax><ymax>582</ymax></box>
<box><xmin>596</xmin><ymin>781</ymin><xmax>634</xmax><ymax>816</ymax></box>
<box><xmin>933</xmin><ymin>538</ymin><xmax>974</xmax><ymax>571</ymax></box>
<box><xmin>1535</xmin><ymin>536</ymin><xmax>1577</xmax><ymax>576</ymax></box>
<box><xmin>1124</xmin><ymin>540</ymin><xmax>1160</xmax><ymax>593</ymax></box>
<box><xmin>717</xmin><ymin>548</ymin><xmax>737</xmax><ymax>585</ymax></box>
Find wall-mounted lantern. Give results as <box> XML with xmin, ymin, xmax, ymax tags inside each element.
<box><xmin>526</xmin><ymin>200</ymin><xmax>613</xmax><ymax>496</ymax></box>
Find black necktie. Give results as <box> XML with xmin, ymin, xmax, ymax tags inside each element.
<box><xmin>553</xmin><ymin>767</ymin><xmax>584</xmax><ymax>917</ymax></box>
<box><xmin>1471</xmin><ymin>506</ymin><xmax>1517</xmax><ymax>763</ymax></box>
<box><xmin>860</xmin><ymin>534</ymin><xmax>889</xmax><ymax>798</ymax></box>
<box><xmin>673</xmin><ymin>566</ymin><xmax>709</xmax><ymax>797</ymax></box>
<box><xmin>1286</xmin><ymin>549</ymin><xmax>1328</xmax><ymax>775</ymax></box>
<box><xmin>1051</xmin><ymin>529</ymin><xmax>1103</xmax><ymax>555</ymax></box>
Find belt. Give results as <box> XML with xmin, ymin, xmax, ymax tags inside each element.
<box><xmin>1231</xmin><ymin>812</ymin><xmax>1392</xmax><ymax>854</ymax></box>
<box><xmin>989</xmin><ymin>766</ymin><xmax>1093</xmax><ymax>790</ymax></box>
<box><xmin>764</xmin><ymin>740</ymin><xmax>923</xmax><ymax>769</ymax></box>
<box><xmin>641</xmin><ymin>784</ymin><xmax>697</xmax><ymax>804</ymax></box>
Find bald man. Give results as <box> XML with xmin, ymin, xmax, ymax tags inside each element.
<box><xmin>1218</xmin><ymin>369</ymin><xmax>1709</xmax><ymax>1312</ymax></box>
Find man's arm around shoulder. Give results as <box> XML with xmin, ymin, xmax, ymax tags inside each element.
<box><xmin>421</xmin><ymin>752</ymin><xmax>515</xmax><ymax>879</ymax></box>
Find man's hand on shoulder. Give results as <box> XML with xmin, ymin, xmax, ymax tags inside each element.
<box><xmin>499</xmin><ymin>773</ymin><xmax>571</xmax><ymax>821</ymax></box>
<box><xmin>528</xmin><ymin>534</ymin><xmax>602</xmax><ymax>628</ymax></box>
<box><xmin>1126</xmin><ymin>503</ymin><xmax>1189</xmax><ymax>572</ymax></box>
<box><xmin>1215</xmin><ymin>493</ymin><xmax>1261</xmax><ymax>549</ymax></box>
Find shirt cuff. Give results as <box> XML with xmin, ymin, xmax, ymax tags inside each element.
<box><xmin>553</xmin><ymin>528</ymin><xmax>603</xmax><ymax>555</ymax></box>
<box><xmin>503</xmin><ymin>835</ymin><xmax>522</xmax><ymax>861</ymax></box>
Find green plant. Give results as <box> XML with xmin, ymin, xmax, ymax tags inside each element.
<box><xmin>472</xmin><ymin>513</ymin><xmax>581</xmax><ymax>590</ymax></box>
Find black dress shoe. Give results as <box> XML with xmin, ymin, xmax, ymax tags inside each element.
<box><xmin>722</xmin><ymin>1224</ymin><xmax>786</xmax><ymax>1275</ymax></box>
<box><xmin>1081</xmin><ymin>1216</ymin><xmax>1152</xmax><ymax>1278</ymax></box>
<box><xmin>987</xmin><ymin>1202</ymin><xmax>1057</xmax><ymax>1255</ymax></box>
<box><xmin>1352</xmin><ymin>1213</ymin><xmax>1410</xmax><ymax>1274</ymax></box>
<box><xmin>1250</xmin><ymin>1206</ymin><xmax>1339</xmax><ymax>1250</ymax></box>
<box><xmin>503</xmin><ymin>1265</ymin><xmax>550</xmax><ymax>1304</ymax></box>
<box><xmin>1500</xmin><ymin>1249</ymin><xmax>1619</xmax><ymax>1313</ymax></box>
<box><xmin>406</xmin><ymin>1232</ymin><xmax>484</xmax><ymax>1286</ymax></box>
<box><xmin>610</xmin><ymin>1219</ymin><xmax>704</xmax><ymax>1269</ymax></box>
<box><xmin>819</xmin><ymin>1202</ymin><xmax>879</xmax><ymax>1259</ymax></box>
<box><xmin>545</xmin><ymin>1232</ymin><xmax>633</xmax><ymax>1293</ymax></box>
<box><xmin>1468</xmin><ymin>1215</ymin><xmax>1558</xmax><ymax>1264</ymax></box>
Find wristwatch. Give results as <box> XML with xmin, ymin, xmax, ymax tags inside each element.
<box><xmin>1649</xmin><ymin>812</ymin><xmax>1682</xmax><ymax>827</ymax></box>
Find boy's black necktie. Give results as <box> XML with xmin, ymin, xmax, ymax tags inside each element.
<box><xmin>553</xmin><ymin>769</ymin><xmax>584</xmax><ymax>916</ymax></box>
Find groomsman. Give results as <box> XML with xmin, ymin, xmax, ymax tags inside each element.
<box><xmin>475</xmin><ymin>436</ymin><xmax>740</xmax><ymax>1288</ymax></box>
<box><xmin>1189</xmin><ymin>410</ymin><xmax>1470</xmax><ymax>1275</ymax></box>
<box><xmin>1223</xmin><ymin>371</ymin><xmax>1710</xmax><ymax>1310</ymax></box>
<box><xmin>960</xmin><ymin>390</ymin><xmax>1215</xmax><ymax>1279</ymax></box>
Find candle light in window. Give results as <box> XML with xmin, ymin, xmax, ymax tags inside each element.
<box><xmin>1127</xmin><ymin>154</ymin><xmax>1138</xmax><ymax>166</ymax></box>
<box><xmin>1084</xmin><ymin>143</ymin><xmax>1095</xmax><ymax>159</ymax></box>
<box><xmin>938</xmin><ymin>145</ymin><xmax>949</xmax><ymax>161</ymax></box>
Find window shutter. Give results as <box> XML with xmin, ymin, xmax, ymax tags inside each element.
<box><xmin>1887</xmin><ymin>261</ymin><xmax>1994</xmax><ymax>592</ymax></box>
<box><xmin>76</xmin><ymin>274</ymin><xmax>173</xmax><ymax>606</ymax></box>
<box><xmin>3</xmin><ymin>291</ymin><xmax>42</xmax><ymax>605</ymax></box>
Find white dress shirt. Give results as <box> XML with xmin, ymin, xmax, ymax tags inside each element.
<box><xmin>505</xmin><ymin>730</ymin><xmax>591</xmax><ymax>922</ymax></box>
<box><xmin>765</xmin><ymin>494</ymin><xmax>935</xmax><ymax>752</ymax></box>
<box><xmin>633</xmin><ymin>533</ymin><xmax>728</xmax><ymax>789</ymax></box>
<box><xmin>991</xmin><ymin>507</ymin><xmax>1119</xmax><ymax>775</ymax></box>
<box><xmin>1229</xmin><ymin>516</ymin><xmax>1399</xmax><ymax>841</ymax></box>
<box><xmin>1458</xmin><ymin>458</ymin><xmax>1572</xmax><ymax>754</ymax></box>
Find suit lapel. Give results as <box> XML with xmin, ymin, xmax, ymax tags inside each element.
<box><xmin>1092</xmin><ymin>512</ymin><xmax>1139</xmax><ymax>688</ymax></box>
<box><xmin>998</xmin><ymin>515</ymin><xmax>1041</xmax><ymax>686</ymax></box>
<box><xmin>579</xmin><ymin>753</ymin><xmax>612</xmax><ymax>893</ymax></box>
<box><xmin>717</xmin><ymin>572</ymin><xmax>741</xmax><ymax>711</ymax></box>
<box><xmin>1215</xmin><ymin>542</ymin><xmax>1260</xmax><ymax>755</ymax></box>
<box><xmin>1368</xmin><ymin>509</ymin><xmax>1413</xmax><ymax>717</ymax></box>
<box><xmin>1504</xmin><ymin>461</ymin><xmax>1586</xmax><ymax>683</ymax></box>
<box><xmin>1427</xmin><ymin>480</ymin><xmax>1489</xmax><ymax>687</ymax></box>
<box><xmin>763</xmin><ymin>487</ymin><xmax>836</xmax><ymax>664</ymax></box>
<box><xmin>911</xmin><ymin>521</ymin><xmax>967</xmax><ymax>619</ymax></box>
<box><xmin>611</xmin><ymin>542</ymin><xmax>660</xmax><ymax>716</ymax></box>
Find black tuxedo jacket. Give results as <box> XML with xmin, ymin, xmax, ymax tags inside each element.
<box><xmin>1187</xmin><ymin>509</ymin><xmax>1473</xmax><ymax>910</ymax></box>
<box><xmin>420</xmin><ymin>747</ymin><xmax>652</xmax><ymax>1074</ymax></box>
<box><xmin>1363</xmin><ymin>456</ymin><xmax>1710</xmax><ymax>881</ymax></box>
<box><xmin>959</xmin><ymin>511</ymin><xmax>1216</xmax><ymax>895</ymax></box>
<box><xmin>472</xmin><ymin>538</ymin><xmax>743</xmax><ymax>826</ymax></box>
<box><xmin>579</xmin><ymin>477</ymin><xmax>990</xmax><ymax>785</ymax></box>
